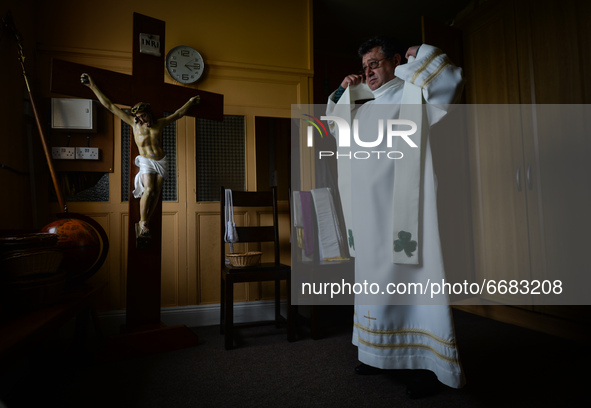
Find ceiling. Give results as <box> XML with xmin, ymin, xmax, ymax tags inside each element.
<box><xmin>313</xmin><ymin>0</ymin><xmax>474</xmax><ymax>56</ymax></box>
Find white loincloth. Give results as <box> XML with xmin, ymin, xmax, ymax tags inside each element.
<box><xmin>133</xmin><ymin>155</ymin><xmax>168</xmax><ymax>199</ymax></box>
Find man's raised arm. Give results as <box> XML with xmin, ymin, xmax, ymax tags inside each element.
<box><xmin>394</xmin><ymin>44</ymin><xmax>464</xmax><ymax>105</ymax></box>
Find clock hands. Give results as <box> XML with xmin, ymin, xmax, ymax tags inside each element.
<box><xmin>184</xmin><ymin>60</ymin><xmax>201</xmax><ymax>72</ymax></box>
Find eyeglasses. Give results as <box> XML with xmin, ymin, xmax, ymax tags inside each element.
<box><xmin>362</xmin><ymin>58</ymin><xmax>387</xmax><ymax>73</ymax></box>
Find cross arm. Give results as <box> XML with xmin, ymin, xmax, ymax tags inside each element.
<box><xmin>163</xmin><ymin>84</ymin><xmax>224</xmax><ymax>122</ymax></box>
<box><xmin>51</xmin><ymin>59</ymin><xmax>133</xmax><ymax>107</ymax></box>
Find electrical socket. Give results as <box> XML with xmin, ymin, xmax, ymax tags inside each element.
<box><xmin>52</xmin><ymin>147</ymin><xmax>76</xmax><ymax>160</ymax></box>
<box><xmin>76</xmin><ymin>147</ymin><xmax>99</xmax><ymax>160</ymax></box>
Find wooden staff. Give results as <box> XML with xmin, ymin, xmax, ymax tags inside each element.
<box><xmin>2</xmin><ymin>12</ymin><xmax>68</xmax><ymax>213</ymax></box>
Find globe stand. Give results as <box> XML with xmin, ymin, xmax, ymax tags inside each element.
<box><xmin>42</xmin><ymin>212</ymin><xmax>110</xmax><ymax>287</ymax></box>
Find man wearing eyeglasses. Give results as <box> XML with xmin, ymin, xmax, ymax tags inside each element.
<box><xmin>326</xmin><ymin>36</ymin><xmax>464</xmax><ymax>398</ymax></box>
<box><xmin>342</xmin><ymin>44</ymin><xmax>413</xmax><ymax>91</ymax></box>
<box><xmin>81</xmin><ymin>73</ymin><xmax>199</xmax><ymax>238</ymax></box>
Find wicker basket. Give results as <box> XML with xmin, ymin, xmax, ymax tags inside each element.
<box><xmin>226</xmin><ymin>251</ymin><xmax>262</xmax><ymax>267</ymax></box>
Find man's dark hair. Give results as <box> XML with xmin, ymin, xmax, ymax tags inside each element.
<box><xmin>358</xmin><ymin>35</ymin><xmax>405</xmax><ymax>60</ymax></box>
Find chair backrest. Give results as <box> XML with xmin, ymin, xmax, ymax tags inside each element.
<box><xmin>220</xmin><ymin>186</ymin><xmax>281</xmax><ymax>265</ymax></box>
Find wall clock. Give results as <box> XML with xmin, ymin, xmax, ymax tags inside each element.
<box><xmin>165</xmin><ymin>45</ymin><xmax>205</xmax><ymax>84</ymax></box>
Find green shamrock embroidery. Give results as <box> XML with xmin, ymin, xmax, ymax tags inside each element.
<box><xmin>394</xmin><ymin>231</ymin><xmax>417</xmax><ymax>257</ymax></box>
<box><xmin>348</xmin><ymin>229</ymin><xmax>355</xmax><ymax>250</ymax></box>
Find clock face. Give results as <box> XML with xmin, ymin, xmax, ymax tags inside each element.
<box><xmin>165</xmin><ymin>46</ymin><xmax>205</xmax><ymax>84</ymax></box>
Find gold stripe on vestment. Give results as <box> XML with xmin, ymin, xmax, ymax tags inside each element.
<box><xmin>421</xmin><ymin>58</ymin><xmax>451</xmax><ymax>89</ymax></box>
<box><xmin>357</xmin><ymin>336</ymin><xmax>460</xmax><ymax>365</ymax></box>
<box><xmin>354</xmin><ymin>321</ymin><xmax>456</xmax><ymax>348</ymax></box>
<box><xmin>410</xmin><ymin>49</ymin><xmax>443</xmax><ymax>85</ymax></box>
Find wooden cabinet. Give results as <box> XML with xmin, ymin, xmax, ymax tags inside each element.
<box><xmin>456</xmin><ymin>0</ymin><xmax>591</xmax><ymax>331</ymax></box>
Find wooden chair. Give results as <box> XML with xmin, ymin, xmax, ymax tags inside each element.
<box><xmin>220</xmin><ymin>186</ymin><xmax>296</xmax><ymax>349</ymax></box>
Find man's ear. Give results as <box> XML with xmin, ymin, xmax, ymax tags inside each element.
<box><xmin>393</xmin><ymin>53</ymin><xmax>402</xmax><ymax>67</ymax></box>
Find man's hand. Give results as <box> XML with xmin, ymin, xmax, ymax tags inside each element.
<box><xmin>405</xmin><ymin>46</ymin><xmax>420</xmax><ymax>61</ymax></box>
<box><xmin>190</xmin><ymin>95</ymin><xmax>200</xmax><ymax>104</ymax></box>
<box><xmin>340</xmin><ymin>74</ymin><xmax>364</xmax><ymax>89</ymax></box>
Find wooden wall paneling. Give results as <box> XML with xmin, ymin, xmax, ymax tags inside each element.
<box><xmin>101</xmin><ymin>207</ymin><xmax>120</xmax><ymax>310</ymax></box>
<box><xmin>105</xmin><ymin>209</ymin><xmax>122</xmax><ymax>310</ymax></box>
<box><xmin>174</xmin><ymin>117</ymin><xmax>189</xmax><ymax>307</ymax></box>
<box><xmin>85</xmin><ymin>213</ymin><xmax>111</xmax><ymax>310</ymax></box>
<box><xmin>161</xmin><ymin>211</ymin><xmax>180</xmax><ymax>307</ymax></box>
<box><xmin>120</xmin><ymin>213</ymin><xmax>129</xmax><ymax>310</ymax></box>
<box><xmin>520</xmin><ymin>0</ymin><xmax>585</xmax><ymax>104</ymax></box>
<box><xmin>109</xmin><ymin>118</ymin><xmax>126</xmax><ymax>311</ymax></box>
<box><xmin>185</xmin><ymin>120</ymin><xmax>198</xmax><ymax>306</ymax></box>
<box><xmin>195</xmin><ymin>210</ymin><xmax>219</xmax><ymax>305</ymax></box>
<box><xmin>462</xmin><ymin>4</ymin><xmax>521</xmax><ymax>104</ymax></box>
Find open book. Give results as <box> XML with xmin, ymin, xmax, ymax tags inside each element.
<box><xmin>293</xmin><ymin>188</ymin><xmax>349</xmax><ymax>262</ymax></box>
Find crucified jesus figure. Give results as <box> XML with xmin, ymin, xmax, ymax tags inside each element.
<box><xmin>81</xmin><ymin>73</ymin><xmax>199</xmax><ymax>238</ymax></box>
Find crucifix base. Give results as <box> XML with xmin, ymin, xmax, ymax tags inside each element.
<box><xmin>135</xmin><ymin>223</ymin><xmax>151</xmax><ymax>250</ymax></box>
<box><xmin>94</xmin><ymin>323</ymin><xmax>198</xmax><ymax>363</ymax></box>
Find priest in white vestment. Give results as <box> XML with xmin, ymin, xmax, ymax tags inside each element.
<box><xmin>326</xmin><ymin>36</ymin><xmax>465</xmax><ymax>397</ymax></box>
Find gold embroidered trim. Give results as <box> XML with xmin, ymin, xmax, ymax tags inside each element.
<box><xmin>357</xmin><ymin>336</ymin><xmax>460</xmax><ymax>364</ymax></box>
<box><xmin>421</xmin><ymin>58</ymin><xmax>451</xmax><ymax>89</ymax></box>
<box><xmin>410</xmin><ymin>49</ymin><xmax>443</xmax><ymax>84</ymax></box>
<box><xmin>354</xmin><ymin>321</ymin><xmax>456</xmax><ymax>348</ymax></box>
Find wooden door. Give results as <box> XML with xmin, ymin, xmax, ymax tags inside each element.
<box><xmin>514</xmin><ymin>0</ymin><xmax>591</xmax><ymax>317</ymax></box>
<box><xmin>458</xmin><ymin>3</ymin><xmax>533</xmax><ymax>304</ymax></box>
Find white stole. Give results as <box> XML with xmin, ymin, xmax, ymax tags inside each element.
<box><xmin>329</xmin><ymin>62</ymin><xmax>428</xmax><ymax>265</ymax></box>
<box><xmin>327</xmin><ymin>46</ymin><xmax>463</xmax><ymax>267</ymax></box>
<box><xmin>224</xmin><ymin>189</ymin><xmax>239</xmax><ymax>253</ymax></box>
<box><xmin>393</xmin><ymin>55</ymin><xmax>427</xmax><ymax>264</ymax></box>
<box><xmin>329</xmin><ymin>83</ymin><xmax>374</xmax><ymax>258</ymax></box>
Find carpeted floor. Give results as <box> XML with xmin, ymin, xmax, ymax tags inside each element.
<box><xmin>2</xmin><ymin>309</ymin><xmax>590</xmax><ymax>408</ymax></box>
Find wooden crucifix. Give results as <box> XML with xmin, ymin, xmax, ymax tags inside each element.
<box><xmin>50</xmin><ymin>13</ymin><xmax>223</xmax><ymax>348</ymax></box>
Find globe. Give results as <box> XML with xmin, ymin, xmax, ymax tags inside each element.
<box><xmin>41</xmin><ymin>218</ymin><xmax>101</xmax><ymax>279</ymax></box>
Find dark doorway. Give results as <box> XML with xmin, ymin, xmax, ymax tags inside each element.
<box><xmin>255</xmin><ymin>117</ymin><xmax>291</xmax><ymax>201</ymax></box>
